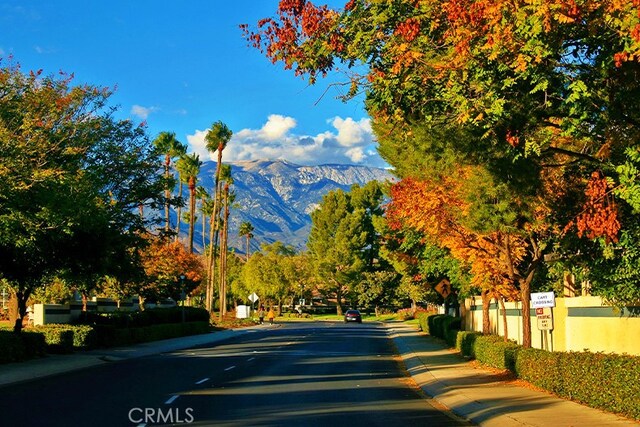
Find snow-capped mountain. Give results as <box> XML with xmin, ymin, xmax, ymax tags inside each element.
<box><xmin>179</xmin><ymin>159</ymin><xmax>392</xmax><ymax>254</ymax></box>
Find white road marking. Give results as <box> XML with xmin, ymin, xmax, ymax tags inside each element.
<box><xmin>165</xmin><ymin>395</ymin><xmax>179</xmax><ymax>405</ymax></box>
<box><xmin>224</xmin><ymin>366</ymin><xmax>236</xmax><ymax>371</ymax></box>
<box><xmin>247</xmin><ymin>357</ymin><xmax>255</xmax><ymax>361</ymax></box>
<box><xmin>195</xmin><ymin>378</ymin><xmax>209</xmax><ymax>384</ymax></box>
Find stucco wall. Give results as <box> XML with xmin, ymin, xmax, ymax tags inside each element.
<box><xmin>462</xmin><ymin>295</ymin><xmax>640</xmax><ymax>355</ymax></box>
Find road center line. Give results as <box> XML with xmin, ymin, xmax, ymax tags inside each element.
<box><xmin>165</xmin><ymin>395</ymin><xmax>179</xmax><ymax>405</ymax></box>
<box><xmin>195</xmin><ymin>378</ymin><xmax>209</xmax><ymax>384</ymax></box>
<box><xmin>224</xmin><ymin>366</ymin><xmax>236</xmax><ymax>371</ymax></box>
<box><xmin>247</xmin><ymin>357</ymin><xmax>255</xmax><ymax>361</ymax></box>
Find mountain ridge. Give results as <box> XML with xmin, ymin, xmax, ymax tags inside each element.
<box><xmin>182</xmin><ymin>159</ymin><xmax>392</xmax><ymax>253</ymax></box>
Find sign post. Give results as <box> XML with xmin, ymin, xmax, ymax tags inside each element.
<box><xmin>248</xmin><ymin>292</ymin><xmax>259</xmax><ymax>315</ymax></box>
<box><xmin>531</xmin><ymin>292</ymin><xmax>555</xmax><ymax>351</ymax></box>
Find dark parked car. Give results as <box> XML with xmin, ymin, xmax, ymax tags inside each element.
<box><xmin>344</xmin><ymin>309</ymin><xmax>362</xmax><ymax>323</ymax></box>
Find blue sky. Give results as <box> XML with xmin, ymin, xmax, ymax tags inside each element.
<box><xmin>0</xmin><ymin>1</ymin><xmax>387</xmax><ymax>168</ymax></box>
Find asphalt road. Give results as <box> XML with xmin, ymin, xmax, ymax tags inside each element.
<box><xmin>1</xmin><ymin>322</ymin><xmax>469</xmax><ymax>426</ymax></box>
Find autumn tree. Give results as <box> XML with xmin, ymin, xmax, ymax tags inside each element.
<box><xmin>245</xmin><ymin>1</ymin><xmax>640</xmax><ymax>346</ymax></box>
<box><xmin>140</xmin><ymin>237</ymin><xmax>205</xmax><ymax>303</ymax></box>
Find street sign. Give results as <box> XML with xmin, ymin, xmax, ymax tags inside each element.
<box><xmin>536</xmin><ymin>307</ymin><xmax>554</xmax><ymax>331</ymax></box>
<box><xmin>248</xmin><ymin>292</ymin><xmax>259</xmax><ymax>303</ymax></box>
<box><xmin>531</xmin><ymin>291</ymin><xmax>555</xmax><ymax>308</ymax></box>
<box><xmin>434</xmin><ymin>279</ymin><xmax>451</xmax><ymax>298</ymax></box>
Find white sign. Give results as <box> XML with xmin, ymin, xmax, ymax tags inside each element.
<box><xmin>531</xmin><ymin>291</ymin><xmax>555</xmax><ymax>308</ymax></box>
<box><xmin>536</xmin><ymin>307</ymin><xmax>554</xmax><ymax>330</ymax></box>
<box><xmin>248</xmin><ymin>292</ymin><xmax>259</xmax><ymax>303</ymax></box>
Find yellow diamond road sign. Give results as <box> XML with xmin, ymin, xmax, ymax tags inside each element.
<box><xmin>435</xmin><ymin>279</ymin><xmax>451</xmax><ymax>298</ymax></box>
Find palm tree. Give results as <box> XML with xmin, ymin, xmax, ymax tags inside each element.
<box><xmin>196</xmin><ymin>185</ymin><xmax>210</xmax><ymax>250</ymax></box>
<box><xmin>175</xmin><ymin>153</ymin><xmax>202</xmax><ymax>253</ymax></box>
<box><xmin>204</xmin><ymin>121</ymin><xmax>233</xmax><ymax>313</ymax></box>
<box><xmin>218</xmin><ymin>165</ymin><xmax>234</xmax><ymax>320</ymax></box>
<box><xmin>152</xmin><ymin>131</ymin><xmax>187</xmax><ymax>237</ymax></box>
<box><xmin>238</xmin><ymin>221</ymin><xmax>254</xmax><ymax>261</ymax></box>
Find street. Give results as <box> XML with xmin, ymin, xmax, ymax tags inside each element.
<box><xmin>0</xmin><ymin>322</ymin><xmax>468</xmax><ymax>426</ymax></box>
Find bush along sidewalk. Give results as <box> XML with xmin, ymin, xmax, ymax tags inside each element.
<box><xmin>0</xmin><ymin>307</ymin><xmax>213</xmax><ymax>364</ymax></box>
<box><xmin>416</xmin><ymin>312</ymin><xmax>640</xmax><ymax>421</ymax></box>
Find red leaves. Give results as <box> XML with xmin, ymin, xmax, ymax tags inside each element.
<box><xmin>279</xmin><ymin>0</ymin><xmax>306</xmax><ymax>15</ymax></box>
<box><xmin>395</xmin><ymin>18</ymin><xmax>421</xmax><ymax>42</ymax></box>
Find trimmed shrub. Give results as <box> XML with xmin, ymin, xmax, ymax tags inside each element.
<box><xmin>456</xmin><ymin>331</ymin><xmax>481</xmax><ymax>358</ymax></box>
<box><xmin>473</xmin><ymin>334</ymin><xmax>520</xmax><ymax>371</ymax></box>
<box><xmin>0</xmin><ymin>330</ymin><xmax>46</xmax><ymax>364</ymax></box>
<box><xmin>29</xmin><ymin>326</ymin><xmax>74</xmax><ymax>354</ymax></box>
<box><xmin>515</xmin><ymin>349</ymin><xmax>640</xmax><ymax>420</ymax></box>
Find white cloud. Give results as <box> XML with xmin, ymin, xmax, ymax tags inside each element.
<box><xmin>130</xmin><ymin>105</ymin><xmax>158</xmax><ymax>120</ymax></box>
<box><xmin>185</xmin><ymin>114</ymin><xmax>386</xmax><ymax>168</ymax></box>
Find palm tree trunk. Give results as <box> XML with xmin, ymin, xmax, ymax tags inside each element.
<box><xmin>164</xmin><ymin>154</ymin><xmax>171</xmax><ymax>234</ymax></box>
<box><xmin>219</xmin><ymin>184</ymin><xmax>230</xmax><ymax>320</ymax></box>
<box><xmin>206</xmin><ymin>147</ymin><xmax>224</xmax><ymax>314</ymax></box>
<box><xmin>188</xmin><ymin>178</ymin><xmax>196</xmax><ymax>253</ymax></box>
<box><xmin>176</xmin><ymin>177</ymin><xmax>183</xmax><ymax>242</ymax></box>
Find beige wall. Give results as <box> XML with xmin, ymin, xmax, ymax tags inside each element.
<box><xmin>461</xmin><ymin>296</ymin><xmax>640</xmax><ymax>355</ymax></box>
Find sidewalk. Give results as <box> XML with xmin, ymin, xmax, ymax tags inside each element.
<box><xmin>387</xmin><ymin>322</ymin><xmax>639</xmax><ymax>426</ymax></box>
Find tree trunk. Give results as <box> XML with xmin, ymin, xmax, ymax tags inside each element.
<box><xmin>218</xmin><ymin>185</ymin><xmax>230</xmax><ymax>321</ymax></box>
<box><xmin>176</xmin><ymin>178</ymin><xmax>183</xmax><ymax>242</ymax></box>
<box><xmin>499</xmin><ymin>297</ymin><xmax>509</xmax><ymax>342</ymax></box>
<box><xmin>188</xmin><ymin>179</ymin><xmax>196</xmax><ymax>253</ymax></box>
<box><xmin>521</xmin><ymin>280</ymin><xmax>532</xmax><ymax>348</ymax></box>
<box><xmin>10</xmin><ymin>290</ymin><xmax>29</xmax><ymax>334</ymax></box>
<box><xmin>481</xmin><ymin>289</ymin><xmax>491</xmax><ymax>335</ymax></box>
<box><xmin>207</xmin><ymin>147</ymin><xmax>224</xmax><ymax>314</ymax></box>
<box><xmin>335</xmin><ymin>286</ymin><xmax>344</xmax><ymax>316</ymax></box>
<box><xmin>165</xmin><ymin>154</ymin><xmax>171</xmax><ymax>234</ymax></box>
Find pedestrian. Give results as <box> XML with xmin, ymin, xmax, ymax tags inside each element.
<box><xmin>267</xmin><ymin>307</ymin><xmax>275</xmax><ymax>325</ymax></box>
<box><xmin>258</xmin><ymin>305</ymin><xmax>265</xmax><ymax>324</ymax></box>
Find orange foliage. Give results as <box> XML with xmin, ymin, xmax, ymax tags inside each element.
<box><xmin>573</xmin><ymin>171</ymin><xmax>621</xmax><ymax>243</ymax></box>
<box><xmin>387</xmin><ymin>175</ymin><xmax>523</xmax><ymax>300</ymax></box>
<box><xmin>140</xmin><ymin>238</ymin><xmax>205</xmax><ymax>297</ymax></box>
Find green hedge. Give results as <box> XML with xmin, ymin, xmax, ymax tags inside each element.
<box><xmin>0</xmin><ymin>330</ymin><xmax>46</xmax><ymax>364</ymax></box>
<box><xmin>77</xmin><ymin>307</ymin><xmax>210</xmax><ymax>328</ymax></box>
<box><xmin>417</xmin><ymin>313</ymin><xmax>462</xmax><ymax>347</ymax></box>
<box><xmin>515</xmin><ymin>348</ymin><xmax>640</xmax><ymax>420</ymax></box>
<box><xmin>27</xmin><ymin>325</ymin><xmax>97</xmax><ymax>353</ymax></box>
<box><xmin>456</xmin><ymin>331</ymin><xmax>481</xmax><ymax>358</ymax></box>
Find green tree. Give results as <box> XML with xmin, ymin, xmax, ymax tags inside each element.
<box><xmin>307</xmin><ymin>182</ymin><xmax>384</xmax><ymax>315</ymax></box>
<box><xmin>0</xmin><ymin>64</ymin><xmax>164</xmax><ymax>332</ymax></box>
